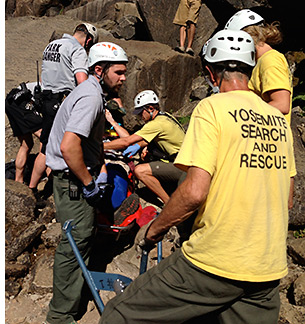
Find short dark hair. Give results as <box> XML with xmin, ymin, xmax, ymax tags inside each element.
<box><xmin>207</xmin><ymin>61</ymin><xmax>253</xmax><ymax>79</ymax></box>
<box><xmin>89</xmin><ymin>61</ymin><xmax>113</xmax><ymax>75</ymax></box>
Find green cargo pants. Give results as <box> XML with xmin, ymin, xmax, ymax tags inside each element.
<box><xmin>100</xmin><ymin>249</ymin><xmax>280</xmax><ymax>324</ymax></box>
<box><xmin>46</xmin><ymin>172</ymin><xmax>96</xmax><ymax>324</ymax></box>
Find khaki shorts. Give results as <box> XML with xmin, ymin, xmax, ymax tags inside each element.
<box><xmin>149</xmin><ymin>160</ymin><xmax>184</xmax><ymax>183</ymax></box>
<box><xmin>173</xmin><ymin>0</ymin><xmax>202</xmax><ymax>26</ymax></box>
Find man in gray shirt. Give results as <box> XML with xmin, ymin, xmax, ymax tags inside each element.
<box><xmin>29</xmin><ymin>23</ymin><xmax>98</xmax><ymax>200</ymax></box>
<box><xmin>45</xmin><ymin>41</ymin><xmax>128</xmax><ymax>324</ymax></box>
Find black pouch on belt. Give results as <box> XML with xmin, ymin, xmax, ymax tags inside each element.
<box><xmin>67</xmin><ymin>171</ymin><xmax>81</xmax><ymax>200</ymax></box>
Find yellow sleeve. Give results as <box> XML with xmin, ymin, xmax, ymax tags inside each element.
<box><xmin>174</xmin><ymin>100</ymin><xmax>218</xmax><ymax>175</ymax></box>
<box><xmin>260</xmin><ymin>52</ymin><xmax>291</xmax><ymax>96</ymax></box>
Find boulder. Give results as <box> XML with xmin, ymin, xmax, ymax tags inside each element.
<box><xmin>111</xmin><ymin>14</ymin><xmax>139</xmax><ymax>40</ymax></box>
<box><xmin>279</xmin><ymin>255</ymin><xmax>305</xmax><ymax>292</ymax></box>
<box><xmin>28</xmin><ymin>252</ymin><xmax>54</xmax><ymax>294</ymax></box>
<box><xmin>41</xmin><ymin>222</ymin><xmax>61</xmax><ymax>248</ymax></box>
<box><xmin>5</xmin><ymin>179</ymin><xmax>36</xmax><ymax>241</ymax></box>
<box><xmin>289</xmin><ymin>112</ymin><xmax>305</xmax><ymax>227</ymax></box>
<box><xmin>65</xmin><ymin>0</ymin><xmax>121</xmax><ymax>24</ymax></box>
<box><xmin>287</xmin><ymin>237</ymin><xmax>305</xmax><ymax>267</ymax></box>
<box><xmin>293</xmin><ymin>273</ymin><xmax>305</xmax><ymax>306</ymax></box>
<box><xmin>279</xmin><ymin>292</ymin><xmax>305</xmax><ymax>324</ymax></box>
<box><xmin>190</xmin><ymin>75</ymin><xmax>209</xmax><ymax>101</ymax></box>
<box><xmin>37</xmin><ymin>197</ymin><xmax>56</xmax><ymax>224</ymax></box>
<box><xmin>137</xmin><ymin>0</ymin><xmax>218</xmax><ymax>54</ymax></box>
<box><xmin>6</xmin><ymin>221</ymin><xmax>45</xmax><ymax>261</ymax></box>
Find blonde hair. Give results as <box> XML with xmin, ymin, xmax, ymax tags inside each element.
<box><xmin>243</xmin><ymin>22</ymin><xmax>283</xmax><ymax>46</ymax></box>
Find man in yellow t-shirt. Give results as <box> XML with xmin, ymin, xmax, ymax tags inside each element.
<box><xmin>103</xmin><ymin>90</ymin><xmax>185</xmax><ymax>204</ymax></box>
<box><xmin>100</xmin><ymin>30</ymin><xmax>296</xmax><ymax>324</ymax></box>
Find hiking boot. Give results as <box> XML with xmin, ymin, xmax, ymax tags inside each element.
<box><xmin>174</xmin><ymin>46</ymin><xmax>185</xmax><ymax>53</ymax></box>
<box><xmin>186</xmin><ymin>47</ymin><xmax>194</xmax><ymax>56</ymax></box>
<box><xmin>113</xmin><ymin>193</ymin><xmax>140</xmax><ymax>226</ymax></box>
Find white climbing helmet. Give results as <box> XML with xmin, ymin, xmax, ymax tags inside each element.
<box><xmin>224</xmin><ymin>9</ymin><xmax>264</xmax><ymax>31</ymax></box>
<box><xmin>88</xmin><ymin>42</ymin><xmax>128</xmax><ymax>67</ymax></box>
<box><xmin>83</xmin><ymin>23</ymin><xmax>99</xmax><ymax>44</ymax></box>
<box><xmin>204</xmin><ymin>29</ymin><xmax>255</xmax><ymax>67</ymax></box>
<box><xmin>133</xmin><ymin>90</ymin><xmax>159</xmax><ymax>114</ymax></box>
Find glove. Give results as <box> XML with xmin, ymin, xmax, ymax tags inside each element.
<box><xmin>123</xmin><ymin>143</ymin><xmax>141</xmax><ymax>158</ymax></box>
<box><xmin>134</xmin><ymin>220</ymin><xmax>156</xmax><ymax>254</ymax></box>
<box><xmin>96</xmin><ymin>172</ymin><xmax>107</xmax><ymax>186</ymax></box>
<box><xmin>82</xmin><ymin>179</ymin><xmax>103</xmax><ymax>207</ymax></box>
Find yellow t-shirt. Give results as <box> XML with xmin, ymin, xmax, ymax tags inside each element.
<box><xmin>249</xmin><ymin>49</ymin><xmax>293</xmax><ymax>124</ymax></box>
<box><xmin>175</xmin><ymin>90</ymin><xmax>296</xmax><ymax>282</ymax></box>
<box><xmin>136</xmin><ymin>112</ymin><xmax>185</xmax><ymax>156</ymax></box>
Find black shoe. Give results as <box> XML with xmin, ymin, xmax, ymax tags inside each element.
<box><xmin>174</xmin><ymin>46</ymin><xmax>185</xmax><ymax>53</ymax></box>
<box><xmin>185</xmin><ymin>48</ymin><xmax>194</xmax><ymax>56</ymax></box>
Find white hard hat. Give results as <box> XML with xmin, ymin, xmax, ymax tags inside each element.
<box><xmin>88</xmin><ymin>42</ymin><xmax>128</xmax><ymax>67</ymax></box>
<box><xmin>204</xmin><ymin>29</ymin><xmax>255</xmax><ymax>67</ymax></box>
<box><xmin>224</xmin><ymin>9</ymin><xmax>264</xmax><ymax>31</ymax></box>
<box><xmin>133</xmin><ymin>90</ymin><xmax>159</xmax><ymax>114</ymax></box>
<box><xmin>83</xmin><ymin>23</ymin><xmax>99</xmax><ymax>44</ymax></box>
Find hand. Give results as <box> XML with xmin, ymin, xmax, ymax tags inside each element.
<box><xmin>96</xmin><ymin>172</ymin><xmax>107</xmax><ymax>185</ymax></box>
<box><xmin>82</xmin><ymin>179</ymin><xmax>103</xmax><ymax>207</ymax></box>
<box><xmin>105</xmin><ymin>109</ymin><xmax>115</xmax><ymax>124</ymax></box>
<box><xmin>123</xmin><ymin>143</ymin><xmax>141</xmax><ymax>158</ymax></box>
<box><xmin>134</xmin><ymin>220</ymin><xmax>156</xmax><ymax>253</ymax></box>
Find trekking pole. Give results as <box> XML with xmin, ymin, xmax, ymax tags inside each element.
<box><xmin>63</xmin><ymin>219</ymin><xmax>105</xmax><ymax>313</ymax></box>
<box><xmin>139</xmin><ymin>249</ymin><xmax>148</xmax><ymax>275</ymax></box>
<box><xmin>157</xmin><ymin>241</ymin><xmax>162</xmax><ymax>263</ymax></box>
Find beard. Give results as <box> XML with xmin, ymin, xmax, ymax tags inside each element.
<box><xmin>102</xmin><ymin>81</ymin><xmax>122</xmax><ymax>97</ymax></box>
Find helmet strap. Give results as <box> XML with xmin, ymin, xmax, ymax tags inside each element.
<box><xmin>204</xmin><ymin>75</ymin><xmax>219</xmax><ymax>94</ymax></box>
<box><xmin>144</xmin><ymin>107</ymin><xmax>154</xmax><ymax>121</ymax></box>
<box><xmin>94</xmin><ymin>71</ymin><xmax>104</xmax><ymax>86</ymax></box>
<box><xmin>204</xmin><ymin>65</ymin><xmax>220</xmax><ymax>94</ymax></box>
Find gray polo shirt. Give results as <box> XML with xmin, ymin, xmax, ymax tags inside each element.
<box><xmin>46</xmin><ymin>75</ymin><xmax>105</xmax><ymax>171</ymax></box>
<box><xmin>41</xmin><ymin>34</ymin><xmax>88</xmax><ymax>93</ymax></box>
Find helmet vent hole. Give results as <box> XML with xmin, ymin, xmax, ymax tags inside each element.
<box><xmin>227</xmin><ymin>37</ymin><xmax>234</xmax><ymax>41</ymax></box>
<box><xmin>230</xmin><ymin>46</ymin><xmax>241</xmax><ymax>51</ymax></box>
<box><xmin>211</xmin><ymin>48</ymin><xmax>217</xmax><ymax>57</ymax></box>
<box><xmin>249</xmin><ymin>15</ymin><xmax>255</xmax><ymax>21</ymax></box>
<box><xmin>238</xmin><ymin>37</ymin><xmax>244</xmax><ymax>42</ymax></box>
<box><xmin>218</xmin><ymin>37</ymin><xmax>225</xmax><ymax>41</ymax></box>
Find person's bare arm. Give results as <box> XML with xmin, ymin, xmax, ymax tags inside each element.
<box><xmin>265</xmin><ymin>89</ymin><xmax>291</xmax><ymax>115</ymax></box>
<box><xmin>75</xmin><ymin>71</ymin><xmax>88</xmax><ymax>85</ymax></box>
<box><xmin>105</xmin><ymin>109</ymin><xmax>129</xmax><ymax>138</ymax></box>
<box><xmin>146</xmin><ymin>166</ymin><xmax>211</xmax><ymax>242</ymax></box>
<box><xmin>60</xmin><ymin>131</ymin><xmax>92</xmax><ymax>186</ymax></box>
<box><xmin>288</xmin><ymin>177</ymin><xmax>294</xmax><ymax>210</ymax></box>
<box><xmin>104</xmin><ymin>133</ymin><xmax>145</xmax><ymax>151</ymax></box>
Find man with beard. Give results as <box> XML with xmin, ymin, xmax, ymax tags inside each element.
<box><xmin>44</xmin><ymin>42</ymin><xmax>128</xmax><ymax>324</ymax></box>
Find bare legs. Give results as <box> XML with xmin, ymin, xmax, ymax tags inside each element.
<box><xmin>134</xmin><ymin>163</ymin><xmax>170</xmax><ymax>204</ymax></box>
<box><xmin>176</xmin><ymin>22</ymin><xmax>196</xmax><ymax>55</ymax></box>
<box><xmin>15</xmin><ymin>129</ymin><xmax>41</xmax><ymax>183</ymax></box>
<box><xmin>28</xmin><ymin>152</ymin><xmax>51</xmax><ymax>190</ymax></box>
